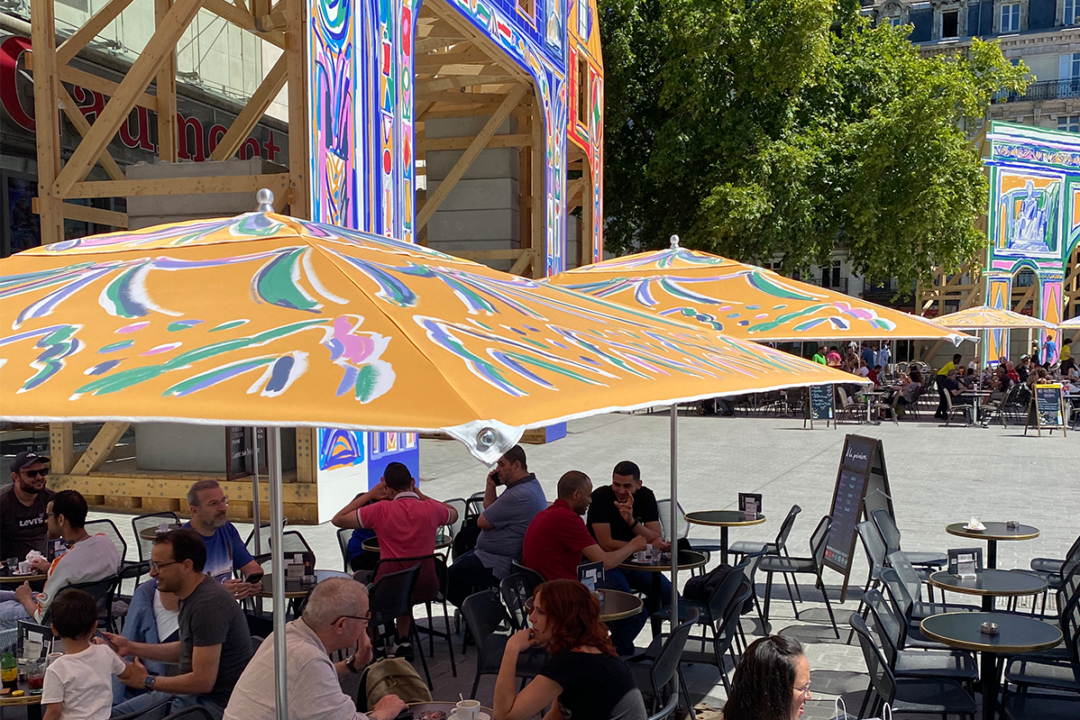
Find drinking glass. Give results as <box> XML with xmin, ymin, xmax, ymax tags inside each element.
<box><xmin>26</xmin><ymin>658</ymin><xmax>45</xmax><ymax>694</ymax></box>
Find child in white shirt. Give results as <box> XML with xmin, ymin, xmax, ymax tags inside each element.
<box><xmin>41</xmin><ymin>589</ymin><xmax>133</xmax><ymax>720</ymax></box>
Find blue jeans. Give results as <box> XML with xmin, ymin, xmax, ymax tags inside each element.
<box><xmin>0</xmin><ymin>594</ymin><xmax>33</xmax><ymax>652</ymax></box>
<box><xmin>111</xmin><ymin>690</ymin><xmax>224</xmax><ymax>719</ymax></box>
<box><xmin>599</xmin><ymin>568</ymin><xmax>674</xmax><ymax>655</ymax></box>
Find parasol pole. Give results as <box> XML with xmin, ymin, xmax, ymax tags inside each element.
<box><xmin>251</xmin><ymin>428</ymin><xmax>261</xmax><ymax>555</ymax></box>
<box><xmin>267</xmin><ymin>427</ymin><xmax>288</xmax><ymax>720</ymax></box>
<box><xmin>669</xmin><ymin>404</ymin><xmax>679</xmax><ymax>615</ymax></box>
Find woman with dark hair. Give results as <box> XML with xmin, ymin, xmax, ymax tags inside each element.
<box><xmin>723</xmin><ymin>635</ymin><xmax>811</xmax><ymax>720</ymax></box>
<box><xmin>493</xmin><ymin>579</ymin><xmax>646</xmax><ymax>720</ymax></box>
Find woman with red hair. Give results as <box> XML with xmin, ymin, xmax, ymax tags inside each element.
<box><xmin>492</xmin><ymin>579</ymin><xmax>646</xmax><ymax>720</ymax></box>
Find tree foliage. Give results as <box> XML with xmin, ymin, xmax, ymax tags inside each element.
<box><xmin>598</xmin><ymin>0</ymin><xmax>1027</xmax><ymax>285</ymax></box>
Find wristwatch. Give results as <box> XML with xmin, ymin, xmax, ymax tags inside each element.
<box><xmin>629</xmin><ymin>518</ymin><xmax>640</xmax><ymax>529</ymax></box>
<box><xmin>144</xmin><ymin>675</ymin><xmax>157</xmax><ymax>691</ymax></box>
<box><xmin>346</xmin><ymin>654</ymin><xmax>361</xmax><ymax>674</ymax></box>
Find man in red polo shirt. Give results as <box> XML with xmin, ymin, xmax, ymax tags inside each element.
<box><xmin>331</xmin><ymin>462</ymin><xmax>458</xmax><ymax>660</ymax></box>
<box><xmin>523</xmin><ymin>471</ymin><xmax>647</xmax><ymax>582</ymax></box>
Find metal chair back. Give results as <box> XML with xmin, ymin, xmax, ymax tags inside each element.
<box><xmin>886</xmin><ymin>551</ymin><xmax>925</xmax><ymax>603</ymax></box>
<box><xmin>337</xmin><ymin>527</ymin><xmax>353</xmax><ymax>572</ymax></box>
<box><xmin>500</xmin><ymin>573</ymin><xmax>533</xmax><ymax>630</ymax></box>
<box><xmin>510</xmin><ymin>561</ymin><xmax>546</xmax><ymax>592</ymax></box>
<box><xmin>443</xmin><ymin>498</ymin><xmax>467</xmax><ymax>538</ymax></box>
<box><xmin>48</xmin><ymin>575</ymin><xmax>119</xmax><ymax>629</ymax></box>
<box><xmin>850</xmin><ymin>612</ymin><xmax>897</xmax><ymax>706</ymax></box>
<box><xmin>809</xmin><ymin>515</ymin><xmax>834</xmax><ymax>568</ymax></box>
<box><xmin>655</xmin><ymin>499</ymin><xmax>689</xmax><ymax>541</ymax></box>
<box><xmin>863</xmin><ymin>588</ymin><xmax>903</xmax><ymax>666</ymax></box>
<box><xmin>857</xmin><ymin>520</ymin><xmax>887</xmax><ymax>578</ymax></box>
<box><xmin>131</xmin><ymin>512</ymin><xmax>180</xmax><ymax>562</ymax></box>
<box><xmin>869</xmin><ymin>508</ymin><xmax>902</xmax><ymax>555</ymax></box>
<box><xmin>646</xmin><ymin>609</ymin><xmax>699</xmax><ymax>712</ymax></box>
<box><xmin>774</xmin><ymin>504</ymin><xmax>802</xmax><ymax>553</ymax></box>
<box><xmin>368</xmin><ymin>564</ymin><xmax>421</xmax><ymax>628</ymax></box>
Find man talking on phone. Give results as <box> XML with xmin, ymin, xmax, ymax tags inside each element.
<box><xmin>446</xmin><ymin>445</ymin><xmax>547</xmax><ymax>607</ymax></box>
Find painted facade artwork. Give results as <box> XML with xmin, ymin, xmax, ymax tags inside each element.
<box><xmin>984</xmin><ymin>122</ymin><xmax>1080</xmax><ymax>363</ymax></box>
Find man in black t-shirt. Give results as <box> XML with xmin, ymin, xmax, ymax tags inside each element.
<box><xmin>586</xmin><ymin>461</ymin><xmax>674</xmax><ymax>655</ymax></box>
<box><xmin>0</xmin><ymin>452</ymin><xmax>55</xmax><ymax>561</ymax></box>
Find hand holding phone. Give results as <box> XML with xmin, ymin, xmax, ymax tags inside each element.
<box><xmin>487</xmin><ymin>469</ymin><xmax>501</xmax><ymax>486</ymax></box>
<box><xmin>245</xmin><ymin>572</ymin><xmax>264</xmax><ymax>586</ymax></box>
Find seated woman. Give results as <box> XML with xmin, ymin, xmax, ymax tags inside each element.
<box><xmin>493</xmin><ymin>579</ymin><xmax>646</xmax><ymax>720</ymax></box>
<box><xmin>111</xmin><ymin>578</ymin><xmax>179</xmax><ymax>704</ymax></box>
<box><xmin>884</xmin><ymin>368</ymin><xmax>922</xmax><ymax>413</ymax></box>
<box><xmin>723</xmin><ymin>635</ymin><xmax>811</xmax><ymax>720</ymax></box>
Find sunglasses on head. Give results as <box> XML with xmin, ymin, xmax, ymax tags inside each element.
<box><xmin>20</xmin><ymin>468</ymin><xmax>49</xmax><ymax>478</ymax></box>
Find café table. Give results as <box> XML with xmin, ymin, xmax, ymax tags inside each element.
<box><xmin>945</xmin><ymin>522</ymin><xmax>1040</xmax><ymax>568</ymax></box>
<box><xmin>929</xmin><ymin>569</ymin><xmax>1047</xmax><ymax>612</ymax></box>
<box><xmin>861</xmin><ymin>389</ymin><xmax>888</xmax><ymax>423</ymax></box>
<box><xmin>0</xmin><ymin>571</ymin><xmax>48</xmax><ymax>585</ymax></box>
<box><xmin>620</xmin><ymin>549</ymin><xmax>708</xmax><ymax>610</ymax></box>
<box><xmin>138</xmin><ymin>523</ymin><xmax>183</xmax><ymax>541</ymax></box>
<box><xmin>257</xmin><ymin>569</ymin><xmax>352</xmax><ymax>616</ymax></box>
<box><xmin>684</xmin><ymin>511</ymin><xmax>766</xmax><ymax>564</ymax></box>
<box><xmin>597</xmin><ymin>589</ymin><xmax>644</xmax><ymax>623</ymax></box>
<box><xmin>408</xmin><ymin>701</ymin><xmax>494</xmax><ymax>719</ymax></box>
<box><xmin>960</xmin><ymin>391</ymin><xmax>993</xmax><ymax>421</ymax></box>
<box><xmin>0</xmin><ymin>676</ymin><xmax>43</xmax><ymax>720</ymax></box>
<box><xmin>920</xmin><ymin>611</ymin><xmax>1062</xmax><ymax>720</ymax></box>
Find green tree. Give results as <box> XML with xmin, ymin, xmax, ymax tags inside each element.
<box><xmin>599</xmin><ymin>0</ymin><xmax>1027</xmax><ymax>286</ymax></box>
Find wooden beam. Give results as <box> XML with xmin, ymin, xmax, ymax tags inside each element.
<box><xmin>418</xmin><ymin>133</ymin><xmax>530</xmax><ymax>152</ymax></box>
<box><xmin>155</xmin><ymin>0</ymin><xmax>179</xmax><ymax>162</ymax></box>
<box><xmin>415</xmin><ymin>35</ymin><xmax>467</xmax><ymax>54</ymax></box>
<box><xmin>415</xmin><ymin>49</ymin><xmax>492</xmax><ymax>70</ymax></box>
<box><xmin>56</xmin><ymin>85</ymin><xmax>126</xmax><ymax>182</ymax></box>
<box><xmin>285</xmin><ymin>0</ymin><xmax>309</xmax><ymax>217</ymax></box>
<box><xmin>203</xmin><ymin>0</ymin><xmax>286</xmax><ymax>47</ymax></box>
<box><xmin>37</xmin><ymin>59</ymin><xmax>158</xmax><ymax>111</ymax></box>
<box><xmin>414</xmin><ymin>75</ymin><xmax>515</xmax><ymax>95</ymax></box>
<box><xmin>49</xmin><ymin>424</ymin><xmax>75</xmax><ymax>476</ymax></box>
<box><xmin>30</xmin><ymin>0</ymin><xmax>63</xmax><ymax>245</ymax></box>
<box><xmin>417</xmin><ymin>84</ymin><xmax>526</xmax><ymax>230</ymax></box>
<box><xmin>210</xmin><ymin>54</ymin><xmax>287</xmax><ymax>160</ymax></box>
<box><xmin>71</xmin><ymin>422</ymin><xmax>131</xmax><ymax>476</ymax></box>
<box><xmin>581</xmin><ymin>162</ymin><xmax>593</xmax><ymax>266</ymax></box>
<box><xmin>54</xmin><ymin>474</ymin><xmax>316</xmax><ymax>505</ymax></box>
<box><xmin>565</xmin><ymin>176</ymin><xmax>586</xmax><ymax>203</ymax></box>
<box><xmin>424</xmin><ymin>0</ymin><xmax>531</xmax><ymax>83</ymax></box>
<box><xmin>57</xmin><ymin>0</ymin><xmax>137</xmax><ymax>68</ymax></box>
<box><xmin>417</xmin><ymin>91</ymin><xmax>520</xmax><ymax>103</ymax></box>
<box><xmin>32</xmin><ymin>198</ymin><xmax>129</xmax><ymax>228</ymax></box>
<box><xmin>64</xmin><ymin>172</ymin><xmax>289</xmax><ymax>199</ymax></box>
<box><xmin>509</xmin><ymin>248</ymin><xmax>533</xmax><ymax>276</ymax></box>
<box><xmin>454</xmin><ymin>248</ymin><xmax>529</xmax><ymax>260</ymax></box>
<box><xmin>53</xmin><ymin>0</ymin><xmax>205</xmax><ymax>199</ymax></box>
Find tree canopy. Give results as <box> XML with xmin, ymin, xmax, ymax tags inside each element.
<box><xmin>598</xmin><ymin>0</ymin><xmax>1027</xmax><ymax>286</ymax></box>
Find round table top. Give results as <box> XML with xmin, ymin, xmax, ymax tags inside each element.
<box><xmin>409</xmin><ymin>701</ymin><xmax>494</xmax><ymax>719</ymax></box>
<box><xmin>946</xmin><ymin>522</ymin><xmax>1040</xmax><ymax>542</ymax></box>
<box><xmin>684</xmin><ymin>510</ymin><xmax>766</xmax><ymax>527</ymax></box>
<box><xmin>257</xmin><ymin>569</ymin><xmax>353</xmax><ymax>598</ymax></box>
<box><xmin>138</xmin><ymin>524</ymin><xmax>183</xmax><ymax>540</ymax></box>
<box><xmin>598</xmin><ymin>589</ymin><xmax>644</xmax><ymax>622</ymax></box>
<box><xmin>0</xmin><ymin>571</ymin><xmax>48</xmax><ymax>585</ymax></box>
<box><xmin>620</xmin><ymin>549</ymin><xmax>708</xmax><ymax>572</ymax></box>
<box><xmin>929</xmin><ymin>569</ymin><xmax>1047</xmax><ymax>597</ymax></box>
<box><xmin>361</xmin><ymin>534</ymin><xmax>452</xmax><ymax>554</ymax></box>
<box><xmin>920</xmin><ymin>612</ymin><xmax>1062</xmax><ymax>654</ymax></box>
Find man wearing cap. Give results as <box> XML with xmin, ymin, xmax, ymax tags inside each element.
<box><xmin>1</xmin><ymin>451</ymin><xmax>55</xmax><ymax>561</ymax></box>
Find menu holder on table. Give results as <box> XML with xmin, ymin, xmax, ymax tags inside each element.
<box><xmin>738</xmin><ymin>493</ymin><xmax>762</xmax><ymax>520</ymax></box>
<box><xmin>577</xmin><ymin>561</ymin><xmax>604</xmax><ymax>592</ymax></box>
<box><xmin>948</xmin><ymin>548</ymin><xmax>983</xmax><ymax>578</ymax></box>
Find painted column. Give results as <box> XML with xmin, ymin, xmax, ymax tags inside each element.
<box><xmin>984</xmin><ymin>272</ymin><xmax>1012</xmax><ymax>365</ymax></box>
<box><xmin>1038</xmin><ymin>270</ymin><xmax>1064</xmax><ymax>363</ymax></box>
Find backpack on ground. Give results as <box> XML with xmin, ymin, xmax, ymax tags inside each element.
<box><xmin>358</xmin><ymin>656</ymin><xmax>431</xmax><ymax>711</ymax></box>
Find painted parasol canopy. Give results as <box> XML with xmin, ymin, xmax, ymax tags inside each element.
<box><xmin>546</xmin><ymin>242</ymin><xmax>974</xmax><ymax>344</ymax></box>
<box><xmin>932</xmin><ymin>305</ymin><xmax>1060</xmax><ymax>331</ymax></box>
<box><xmin>0</xmin><ymin>213</ymin><xmax>862</xmax><ymax>461</ymax></box>
<box><xmin>1061</xmin><ymin>316</ymin><xmax>1080</xmax><ymax>328</ymax></box>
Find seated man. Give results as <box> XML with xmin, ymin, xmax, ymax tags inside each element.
<box><xmin>941</xmin><ymin>368</ymin><xmax>973</xmax><ymax>410</ymax></box>
<box><xmin>107</xmin><ymin>529</ymin><xmax>253</xmax><ymax>719</ymax></box>
<box><xmin>224</xmin><ymin>577</ymin><xmax>406</xmax><ymax>720</ymax></box>
<box><xmin>332</xmin><ymin>462</ymin><xmax>458</xmax><ymax>659</ymax></box>
<box><xmin>447</xmin><ymin>445</ymin><xmax>547</xmax><ymax>607</ymax></box>
<box><xmin>182</xmin><ymin>480</ymin><xmax>263</xmax><ymax>600</ymax></box>
<box><xmin>1</xmin><ymin>490</ymin><xmax>119</xmax><ymax>637</ymax></box>
<box><xmin>0</xmin><ymin>451</ymin><xmax>55</xmax><ymax>562</ymax></box>
<box><xmin>587</xmin><ymin>461</ymin><xmax>672</xmax><ymax>613</ymax></box>
<box><xmin>111</xmin><ymin>578</ymin><xmax>179</xmax><ymax>704</ymax></box>
<box><xmin>522</xmin><ymin>471</ymin><xmax>647</xmax><ymax>655</ymax></box>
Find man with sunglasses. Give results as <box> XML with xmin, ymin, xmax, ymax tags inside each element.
<box><xmin>224</xmin><ymin>577</ymin><xmax>408</xmax><ymax>720</ymax></box>
<box><xmin>1</xmin><ymin>451</ymin><xmax>56</xmax><ymax>561</ymax></box>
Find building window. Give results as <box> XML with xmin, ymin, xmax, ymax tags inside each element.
<box><xmin>1059</xmin><ymin>115</ymin><xmax>1080</xmax><ymax>132</ymax></box>
<box><xmin>821</xmin><ymin>261</ymin><xmax>842</xmax><ymax>289</ymax></box>
<box><xmin>1000</xmin><ymin>3</ymin><xmax>1020</xmax><ymax>31</ymax></box>
<box><xmin>1067</xmin><ymin>0</ymin><xmax>1079</xmax><ymax>25</ymax></box>
<box><xmin>942</xmin><ymin>10</ymin><xmax>960</xmax><ymax>37</ymax></box>
<box><xmin>576</xmin><ymin>57</ymin><xmax>589</xmax><ymax>128</ymax></box>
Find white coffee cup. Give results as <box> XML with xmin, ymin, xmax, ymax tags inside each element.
<box><xmin>18</xmin><ymin>561</ymin><xmax>32</xmax><ymax>574</ymax></box>
<box><xmin>634</xmin><ymin>550</ymin><xmax>648</xmax><ymax>563</ymax></box>
<box><xmin>452</xmin><ymin>699</ymin><xmax>481</xmax><ymax>720</ymax></box>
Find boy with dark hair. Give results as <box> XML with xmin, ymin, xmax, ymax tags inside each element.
<box><xmin>41</xmin><ymin>589</ymin><xmax>134</xmax><ymax>720</ymax></box>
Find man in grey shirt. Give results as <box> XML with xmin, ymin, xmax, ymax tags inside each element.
<box><xmin>107</xmin><ymin>529</ymin><xmax>253</xmax><ymax>719</ymax></box>
<box><xmin>447</xmin><ymin>445</ymin><xmax>547</xmax><ymax>607</ymax></box>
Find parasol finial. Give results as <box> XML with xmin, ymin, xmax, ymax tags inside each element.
<box><xmin>256</xmin><ymin>188</ymin><xmax>275</xmax><ymax>212</ymax></box>
<box><xmin>669</xmin><ymin>235</ymin><xmax>680</xmax><ymax>249</ymax></box>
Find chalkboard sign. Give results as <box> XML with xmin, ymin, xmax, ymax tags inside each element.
<box><xmin>226</xmin><ymin>426</ymin><xmax>267</xmax><ymax>480</ymax></box>
<box><xmin>824</xmin><ymin>434</ymin><xmax>893</xmax><ymax>602</ymax></box>
<box><xmin>804</xmin><ymin>385</ymin><xmax>835</xmax><ymax>429</ymax></box>
<box><xmin>1025</xmin><ymin>384</ymin><xmax>1066</xmax><ymax>437</ymax></box>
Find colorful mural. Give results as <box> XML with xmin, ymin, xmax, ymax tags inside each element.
<box><xmin>307</xmin><ymin>0</ymin><xmax>603</xmax><ymax>273</ymax></box>
<box><xmin>984</xmin><ymin>122</ymin><xmax>1080</xmax><ymax>363</ymax></box>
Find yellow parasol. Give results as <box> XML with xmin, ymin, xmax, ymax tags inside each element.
<box><xmin>932</xmin><ymin>305</ymin><xmax>1060</xmax><ymax>331</ymax></box>
<box><xmin>0</xmin><ymin>211</ymin><xmax>860</xmax><ymax>463</ymax></box>
<box><xmin>1060</xmin><ymin>316</ymin><xmax>1080</xmax><ymax>328</ymax></box>
<box><xmin>546</xmin><ymin>238</ymin><xmax>974</xmax><ymax>345</ymax></box>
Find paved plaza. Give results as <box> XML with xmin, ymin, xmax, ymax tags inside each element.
<box><xmin>90</xmin><ymin>411</ymin><xmax>1079</xmax><ymax>718</ymax></box>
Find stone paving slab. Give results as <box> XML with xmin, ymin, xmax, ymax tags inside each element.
<box><xmin>89</xmin><ymin>412</ymin><xmax>1079</xmax><ymax>718</ymax></box>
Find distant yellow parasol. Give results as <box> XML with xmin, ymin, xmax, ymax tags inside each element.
<box><xmin>932</xmin><ymin>305</ymin><xmax>1060</xmax><ymax>331</ymax></box>
<box><xmin>546</xmin><ymin>238</ymin><xmax>974</xmax><ymax>345</ymax></box>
